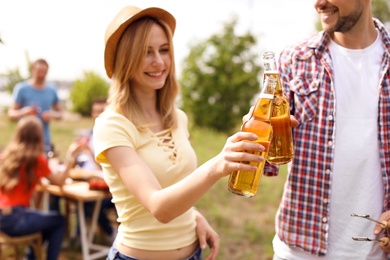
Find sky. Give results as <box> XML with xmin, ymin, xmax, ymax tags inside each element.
<box><xmin>0</xmin><ymin>0</ymin><xmax>317</xmax><ymax>81</ymax></box>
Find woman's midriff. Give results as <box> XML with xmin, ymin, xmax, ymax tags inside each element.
<box><xmin>115</xmin><ymin>240</ymin><xmax>199</xmax><ymax>260</ymax></box>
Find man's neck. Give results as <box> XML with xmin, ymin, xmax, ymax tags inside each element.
<box><xmin>330</xmin><ymin>16</ymin><xmax>377</xmax><ymax>49</ymax></box>
<box><xmin>29</xmin><ymin>78</ymin><xmax>45</xmax><ymax>89</ymax></box>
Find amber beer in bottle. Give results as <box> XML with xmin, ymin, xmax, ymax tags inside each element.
<box><xmin>263</xmin><ymin>51</ymin><xmax>294</xmax><ymax>164</ymax></box>
<box><xmin>228</xmin><ymin>77</ymin><xmax>275</xmax><ymax>197</ymax></box>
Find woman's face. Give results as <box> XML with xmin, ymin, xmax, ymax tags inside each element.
<box><xmin>132</xmin><ymin>23</ymin><xmax>171</xmax><ymax>92</ymax></box>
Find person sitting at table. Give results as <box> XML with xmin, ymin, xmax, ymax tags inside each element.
<box><xmin>0</xmin><ymin>115</ymin><xmax>81</xmax><ymax>260</ymax></box>
<box><xmin>74</xmin><ymin>97</ymin><xmax>116</xmax><ymax>243</ymax></box>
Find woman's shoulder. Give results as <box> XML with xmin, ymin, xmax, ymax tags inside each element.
<box><xmin>97</xmin><ymin>108</ymin><xmax>133</xmax><ymax>125</ymax></box>
<box><xmin>175</xmin><ymin>108</ymin><xmax>188</xmax><ymax>121</ymax></box>
<box><xmin>174</xmin><ymin>108</ymin><xmax>190</xmax><ymax>129</ymax></box>
<box><xmin>94</xmin><ymin>108</ymin><xmax>138</xmax><ymax>134</ymax></box>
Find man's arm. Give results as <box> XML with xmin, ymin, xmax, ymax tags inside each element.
<box><xmin>51</xmin><ymin>102</ymin><xmax>63</xmax><ymax>120</ymax></box>
<box><xmin>8</xmin><ymin>103</ymin><xmax>37</xmax><ymax>121</ymax></box>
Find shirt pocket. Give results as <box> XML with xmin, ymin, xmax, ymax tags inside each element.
<box><xmin>290</xmin><ymin>76</ymin><xmax>320</xmax><ymax>123</ymax></box>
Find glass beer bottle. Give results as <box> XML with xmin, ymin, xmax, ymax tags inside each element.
<box><xmin>263</xmin><ymin>51</ymin><xmax>294</xmax><ymax>164</ymax></box>
<box><xmin>228</xmin><ymin>77</ymin><xmax>276</xmax><ymax>197</ymax></box>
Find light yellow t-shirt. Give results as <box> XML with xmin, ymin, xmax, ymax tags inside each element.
<box><xmin>93</xmin><ymin>108</ymin><xmax>198</xmax><ymax>250</ymax></box>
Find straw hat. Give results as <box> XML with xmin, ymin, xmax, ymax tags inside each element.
<box><xmin>104</xmin><ymin>6</ymin><xmax>176</xmax><ymax>78</ymax></box>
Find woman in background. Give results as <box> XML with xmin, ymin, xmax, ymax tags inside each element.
<box><xmin>94</xmin><ymin>5</ymin><xmax>265</xmax><ymax>260</ymax></box>
<box><xmin>0</xmin><ymin>116</ymin><xmax>80</xmax><ymax>260</ymax></box>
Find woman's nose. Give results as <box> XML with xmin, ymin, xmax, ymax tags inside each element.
<box><xmin>152</xmin><ymin>53</ymin><xmax>164</xmax><ymax>66</ymax></box>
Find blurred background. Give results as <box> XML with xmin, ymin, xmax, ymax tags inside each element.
<box><xmin>0</xmin><ymin>1</ymin><xmax>389</xmax><ymax>259</ymax></box>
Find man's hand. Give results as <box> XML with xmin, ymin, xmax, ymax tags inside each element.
<box><xmin>374</xmin><ymin>211</ymin><xmax>390</xmax><ymax>253</ymax></box>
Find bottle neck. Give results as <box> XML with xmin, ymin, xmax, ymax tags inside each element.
<box><xmin>263</xmin><ymin>52</ymin><xmax>283</xmax><ymax>96</ymax></box>
<box><xmin>263</xmin><ymin>71</ymin><xmax>282</xmax><ymax>93</ymax></box>
<box><xmin>251</xmin><ymin>93</ymin><xmax>273</xmax><ymax>121</ymax></box>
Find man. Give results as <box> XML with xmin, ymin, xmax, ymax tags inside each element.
<box><xmin>8</xmin><ymin>58</ymin><xmax>62</xmax><ymax>155</ymax></box>
<box><xmin>266</xmin><ymin>0</ymin><xmax>390</xmax><ymax>259</ymax></box>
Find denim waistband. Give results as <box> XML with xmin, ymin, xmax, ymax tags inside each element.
<box><xmin>108</xmin><ymin>244</ymin><xmax>202</xmax><ymax>260</ymax></box>
<box><xmin>0</xmin><ymin>206</ymin><xmax>25</xmax><ymax>216</ymax></box>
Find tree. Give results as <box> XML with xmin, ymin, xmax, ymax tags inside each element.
<box><xmin>0</xmin><ymin>51</ymin><xmax>31</xmax><ymax>93</ymax></box>
<box><xmin>0</xmin><ymin>67</ymin><xmax>25</xmax><ymax>93</ymax></box>
<box><xmin>372</xmin><ymin>0</ymin><xmax>390</xmax><ymax>23</ymax></box>
<box><xmin>180</xmin><ymin>18</ymin><xmax>262</xmax><ymax>134</ymax></box>
<box><xmin>70</xmin><ymin>71</ymin><xmax>109</xmax><ymax>116</ymax></box>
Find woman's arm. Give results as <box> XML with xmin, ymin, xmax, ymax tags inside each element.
<box><xmin>45</xmin><ymin>141</ymin><xmax>82</xmax><ymax>186</ymax></box>
<box><xmin>105</xmin><ymin>131</ymin><xmax>264</xmax><ymax>223</ymax></box>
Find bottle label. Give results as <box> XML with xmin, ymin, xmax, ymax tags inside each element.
<box><xmin>265</xmin><ymin>70</ymin><xmax>278</xmax><ymax>75</ymax></box>
<box><xmin>259</xmin><ymin>93</ymin><xmax>274</xmax><ymax>100</ymax></box>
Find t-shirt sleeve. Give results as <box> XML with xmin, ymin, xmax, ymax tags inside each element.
<box><xmin>176</xmin><ymin>108</ymin><xmax>190</xmax><ymax>139</ymax></box>
<box><xmin>13</xmin><ymin>82</ymin><xmax>23</xmax><ymax>103</ymax></box>
<box><xmin>36</xmin><ymin>155</ymin><xmax>52</xmax><ymax>178</ymax></box>
<box><xmin>50</xmin><ymin>85</ymin><xmax>60</xmax><ymax>104</ymax></box>
<box><xmin>93</xmin><ymin>110</ymin><xmax>139</xmax><ymax>165</ymax></box>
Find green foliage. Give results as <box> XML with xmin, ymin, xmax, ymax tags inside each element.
<box><xmin>0</xmin><ymin>67</ymin><xmax>25</xmax><ymax>93</ymax></box>
<box><xmin>0</xmin><ymin>52</ymin><xmax>31</xmax><ymax>93</ymax></box>
<box><xmin>69</xmin><ymin>71</ymin><xmax>109</xmax><ymax>116</ymax></box>
<box><xmin>373</xmin><ymin>0</ymin><xmax>390</xmax><ymax>22</ymax></box>
<box><xmin>180</xmin><ymin>17</ymin><xmax>262</xmax><ymax>134</ymax></box>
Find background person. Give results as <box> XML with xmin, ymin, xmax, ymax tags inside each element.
<box><xmin>8</xmin><ymin>58</ymin><xmax>64</xmax><ymax>212</ymax></box>
<box><xmin>94</xmin><ymin>5</ymin><xmax>266</xmax><ymax>260</ymax></box>
<box><xmin>0</xmin><ymin>116</ymin><xmax>80</xmax><ymax>260</ymax></box>
<box><xmin>8</xmin><ymin>58</ymin><xmax>63</xmax><ymax>155</ymax></box>
<box><xmin>266</xmin><ymin>0</ymin><xmax>390</xmax><ymax>259</ymax></box>
<box><xmin>74</xmin><ymin>97</ymin><xmax>116</xmax><ymax>243</ymax></box>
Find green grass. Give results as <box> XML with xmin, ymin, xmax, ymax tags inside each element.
<box><xmin>0</xmin><ymin>112</ymin><xmax>286</xmax><ymax>260</ymax></box>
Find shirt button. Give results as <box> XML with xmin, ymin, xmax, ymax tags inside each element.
<box><xmin>323</xmin><ymin>198</ymin><xmax>328</xmax><ymax>204</ymax></box>
<box><xmin>326</xmin><ymin>169</ymin><xmax>331</xmax><ymax>174</ymax></box>
<box><xmin>322</xmin><ymin>217</ymin><xmax>328</xmax><ymax>223</ymax></box>
<box><xmin>328</xmin><ymin>115</ymin><xmax>333</xmax><ymax>121</ymax></box>
<box><xmin>328</xmin><ymin>141</ymin><xmax>333</xmax><ymax>147</ymax></box>
<box><xmin>323</xmin><ymin>224</ymin><xmax>329</xmax><ymax>232</ymax></box>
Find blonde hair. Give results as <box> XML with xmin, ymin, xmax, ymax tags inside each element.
<box><xmin>0</xmin><ymin>116</ymin><xmax>45</xmax><ymax>192</ymax></box>
<box><xmin>108</xmin><ymin>17</ymin><xmax>179</xmax><ymax>131</ymax></box>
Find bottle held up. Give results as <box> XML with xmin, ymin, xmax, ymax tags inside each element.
<box><xmin>228</xmin><ymin>77</ymin><xmax>276</xmax><ymax>197</ymax></box>
<box><xmin>263</xmin><ymin>51</ymin><xmax>294</xmax><ymax>165</ymax></box>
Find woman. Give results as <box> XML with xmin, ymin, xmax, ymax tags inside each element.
<box><xmin>94</xmin><ymin>6</ymin><xmax>265</xmax><ymax>260</ymax></box>
<box><xmin>0</xmin><ymin>116</ymin><xmax>80</xmax><ymax>260</ymax></box>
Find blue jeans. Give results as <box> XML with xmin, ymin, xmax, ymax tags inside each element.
<box><xmin>0</xmin><ymin>206</ymin><xmax>66</xmax><ymax>260</ymax></box>
<box><xmin>107</xmin><ymin>244</ymin><xmax>203</xmax><ymax>260</ymax></box>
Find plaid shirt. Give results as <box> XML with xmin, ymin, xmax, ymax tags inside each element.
<box><xmin>264</xmin><ymin>19</ymin><xmax>390</xmax><ymax>256</ymax></box>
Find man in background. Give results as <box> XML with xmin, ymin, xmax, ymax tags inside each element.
<box><xmin>8</xmin><ymin>58</ymin><xmax>62</xmax><ymax>155</ymax></box>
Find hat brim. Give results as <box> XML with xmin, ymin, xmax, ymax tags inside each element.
<box><xmin>104</xmin><ymin>6</ymin><xmax>176</xmax><ymax>78</ymax></box>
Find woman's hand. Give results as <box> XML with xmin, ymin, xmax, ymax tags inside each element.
<box><xmin>194</xmin><ymin>209</ymin><xmax>220</xmax><ymax>260</ymax></box>
<box><xmin>374</xmin><ymin>211</ymin><xmax>390</xmax><ymax>253</ymax></box>
<box><xmin>208</xmin><ymin>132</ymin><xmax>265</xmax><ymax>179</ymax></box>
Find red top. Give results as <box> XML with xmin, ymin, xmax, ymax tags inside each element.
<box><xmin>0</xmin><ymin>155</ymin><xmax>51</xmax><ymax>207</ymax></box>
